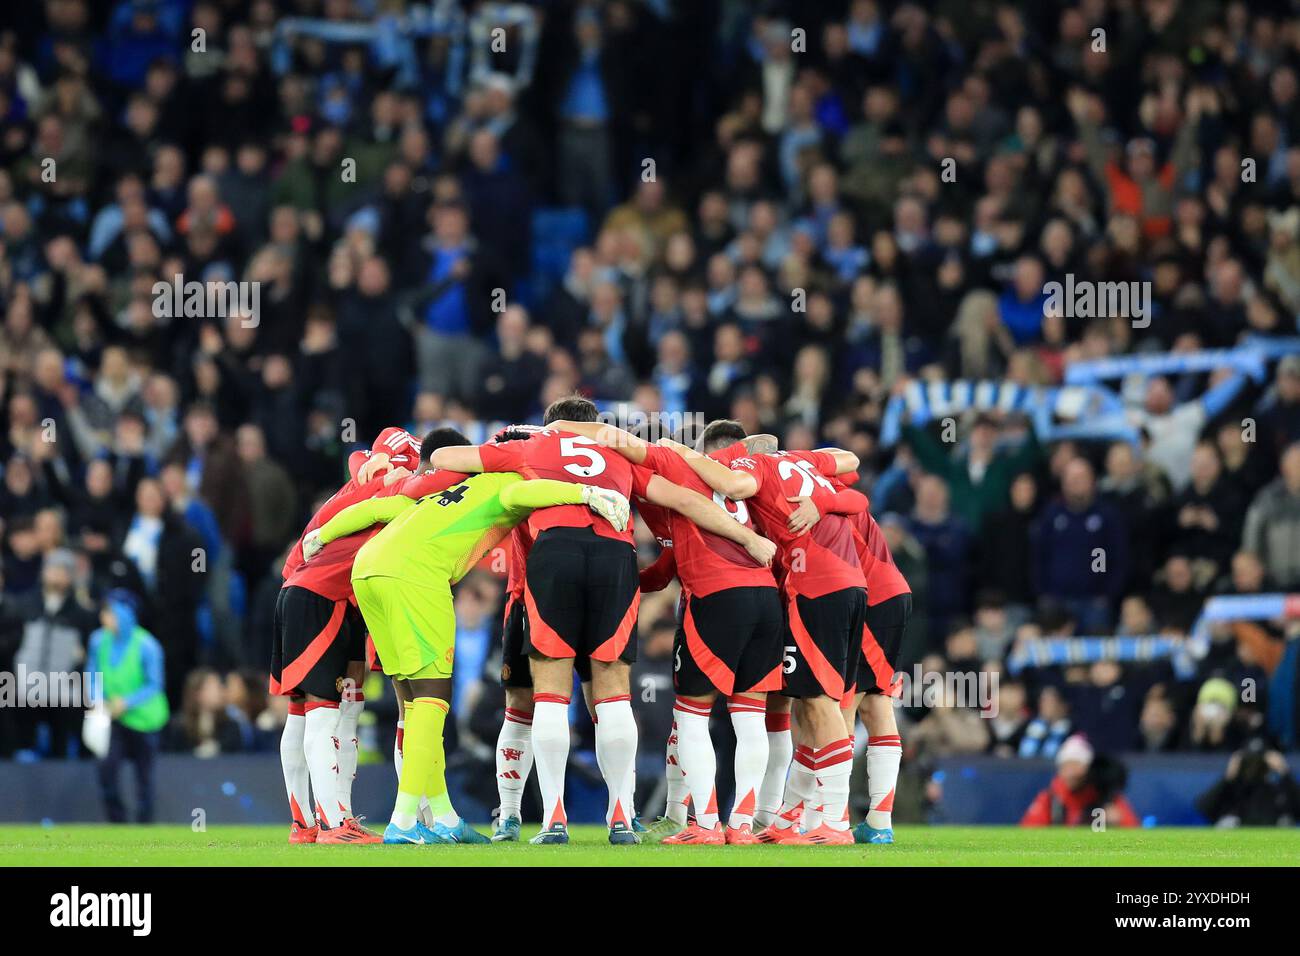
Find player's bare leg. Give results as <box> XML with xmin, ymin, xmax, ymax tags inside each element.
<box><xmin>783</xmin><ymin>695</ymin><xmax>855</xmax><ymax>845</ymax></box>
<box><xmin>662</xmin><ymin>692</ymin><xmax>723</xmax><ymax>845</ymax></box>
<box><xmin>280</xmin><ymin>694</ymin><xmax>316</xmax><ymax>843</ymax></box>
<box><xmin>724</xmin><ymin>693</ymin><xmax>768</xmax><ymax>843</ymax></box>
<box><xmin>855</xmin><ymin>691</ymin><xmax>901</xmax><ymax>844</ymax></box>
<box><xmin>528</xmin><ymin>654</ymin><xmax>576</xmax><ymax>844</ymax></box>
<box><xmin>492</xmin><ymin>686</ymin><xmax>534</xmax><ymax>841</ymax></box>
<box><xmin>590</xmin><ymin>659</ymin><xmax>640</xmax><ymax>844</ymax></box>
<box><xmin>754</xmin><ymin>694</ymin><xmax>792</xmax><ymax>831</ymax></box>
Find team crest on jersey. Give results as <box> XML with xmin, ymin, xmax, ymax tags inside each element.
<box><xmin>501</xmin><ymin>663</ymin><xmax>511</xmax><ymax>682</ymax></box>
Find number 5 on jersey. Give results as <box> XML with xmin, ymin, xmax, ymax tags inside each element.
<box><xmin>560</xmin><ymin>435</ymin><xmax>607</xmax><ymax>478</ymax></box>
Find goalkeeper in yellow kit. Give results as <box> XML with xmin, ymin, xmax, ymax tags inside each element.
<box><xmin>303</xmin><ymin>465</ymin><xmax>630</xmax><ymax>845</ymax></box>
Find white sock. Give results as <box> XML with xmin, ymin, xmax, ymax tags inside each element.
<box><xmin>304</xmin><ymin>702</ymin><xmax>341</xmax><ymax>829</ymax></box>
<box><xmin>496</xmin><ymin>707</ymin><xmax>534</xmax><ymax>820</ymax></box>
<box><xmin>815</xmin><ymin>738</ymin><xmax>854</xmax><ymax>832</ymax></box>
<box><xmin>590</xmin><ymin>704</ymin><xmax>640</xmax><ymax>822</ymax></box>
<box><xmin>334</xmin><ymin>692</ymin><xmax>364</xmax><ymax>819</ymax></box>
<box><xmin>727</xmin><ymin>698</ymin><xmax>768</xmax><ymax>829</ymax></box>
<box><xmin>665</xmin><ymin>719</ymin><xmax>690</xmax><ymax>824</ymax></box>
<box><xmin>757</xmin><ymin>715</ymin><xmax>793</xmax><ymax>828</ymax></box>
<box><xmin>531</xmin><ymin>696</ymin><xmax>571</xmax><ymax>829</ymax></box>
<box><xmin>673</xmin><ymin>698</ymin><xmax>718</xmax><ymax>829</ymax></box>
<box><xmin>280</xmin><ymin>705</ymin><xmax>312</xmax><ymax>827</ymax></box>
<box><xmin>394</xmin><ymin>717</ymin><xmax>432</xmax><ymax>826</ymax></box>
<box><xmin>866</xmin><ymin>733</ymin><xmax>902</xmax><ymax>830</ymax></box>
<box><xmin>594</xmin><ymin>695</ymin><xmax>638</xmax><ymax>829</ymax></box>
<box><xmin>776</xmin><ymin>744</ymin><xmax>817</xmax><ymax>831</ymax></box>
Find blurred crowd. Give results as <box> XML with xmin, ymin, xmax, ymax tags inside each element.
<box><xmin>2</xmin><ymin>0</ymin><xmax>1300</xmax><ymax>780</ymax></box>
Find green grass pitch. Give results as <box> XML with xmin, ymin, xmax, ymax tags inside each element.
<box><xmin>1</xmin><ymin>824</ymin><xmax>1298</xmax><ymax>866</ymax></box>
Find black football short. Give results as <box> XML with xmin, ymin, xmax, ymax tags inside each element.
<box><xmin>674</xmin><ymin>586</ymin><xmax>784</xmax><ymax>698</ymax></box>
<box><xmin>782</xmin><ymin>586</ymin><xmax>867</xmax><ymax>701</ymax></box>
<box><xmin>857</xmin><ymin>592</ymin><xmax>911</xmax><ymax>696</ymax></box>
<box><xmin>523</xmin><ymin>527</ymin><xmax>639</xmax><ymax>666</ymax></box>
<box><xmin>501</xmin><ymin>596</ymin><xmax>593</xmax><ymax>687</ymax></box>
<box><xmin>500</xmin><ymin>597</ymin><xmax>532</xmax><ymax>689</ymax></box>
<box><xmin>270</xmin><ymin>585</ymin><xmax>366</xmax><ymax>700</ymax></box>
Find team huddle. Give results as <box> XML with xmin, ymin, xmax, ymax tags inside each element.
<box><xmin>270</xmin><ymin>395</ymin><xmax>911</xmax><ymax>847</ymax></box>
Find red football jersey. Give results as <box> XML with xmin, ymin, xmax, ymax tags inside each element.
<box><xmin>837</xmin><ymin>488</ymin><xmax>911</xmax><ymax>606</ymax></box>
<box><xmin>478</xmin><ymin>429</ymin><xmax>648</xmax><ymax>543</ymax></box>
<box><xmin>503</xmin><ymin>523</ymin><xmax>535</xmax><ymax>602</ymax></box>
<box><xmin>640</xmin><ymin>445</ymin><xmax>774</xmax><ymax>597</ymax></box>
<box><xmin>722</xmin><ymin>449</ymin><xmax>867</xmax><ymax>599</ymax></box>
<box><xmin>281</xmin><ymin>474</ymin><xmax>387</xmax><ymax>601</ymax></box>
<box><xmin>281</xmin><ymin>469</ymin><xmax>468</xmax><ymax>602</ymax></box>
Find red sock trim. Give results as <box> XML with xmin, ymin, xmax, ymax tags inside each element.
<box><xmin>304</xmin><ymin>701</ymin><xmax>339</xmax><ymax>713</ymax></box>
<box><xmin>505</xmin><ymin>707</ymin><xmax>534</xmax><ymax>724</ymax></box>
<box><xmin>867</xmin><ymin>735</ymin><xmax>902</xmax><ymax>746</ymax></box>
<box><xmin>345</xmin><ymin>692</ymin><xmax>365</xmax><ymax>703</ymax></box>
<box><xmin>594</xmin><ymin>694</ymin><xmax>631</xmax><ymax>706</ymax></box>
<box><xmin>673</xmin><ymin>697</ymin><xmax>713</xmax><ymax>717</ymax></box>
<box><xmin>793</xmin><ymin>746</ymin><xmax>815</xmax><ymax>769</ymax></box>
<box><xmin>765</xmin><ymin>712</ymin><xmax>791</xmax><ymax>732</ymax></box>
<box><xmin>813</xmin><ymin>738</ymin><xmax>854</xmax><ymax>769</ymax></box>
<box><xmin>288</xmin><ymin>701</ymin><xmax>306</xmax><ymax>716</ymax></box>
<box><xmin>816</xmin><ymin>749</ymin><xmax>854</xmax><ymax>770</ymax></box>
<box><xmin>533</xmin><ymin>693</ymin><xmax>570</xmax><ymax>706</ymax></box>
<box><xmin>726</xmin><ymin>694</ymin><xmax>766</xmax><ymax>714</ymax></box>
<box><xmin>813</xmin><ymin>738</ymin><xmax>852</xmax><ymax>757</ymax></box>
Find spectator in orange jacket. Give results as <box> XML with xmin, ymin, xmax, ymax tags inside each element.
<box><xmin>1021</xmin><ymin>734</ymin><xmax>1139</xmax><ymax>827</ymax></box>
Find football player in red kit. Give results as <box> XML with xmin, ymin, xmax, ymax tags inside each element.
<box><xmin>429</xmin><ymin>396</ymin><xmax>776</xmax><ymax>845</ymax></box>
<box><xmin>544</xmin><ymin>418</ymin><xmax>792</xmax><ymax>844</ymax></box>
<box><xmin>838</xmin><ymin>486</ymin><xmax>911</xmax><ymax>844</ymax></box>
<box><xmin>656</xmin><ymin>427</ymin><xmax>869</xmax><ymax>845</ymax></box>
<box><xmin>272</xmin><ymin>426</ymin><xmax>422</xmax><ymax>844</ymax></box>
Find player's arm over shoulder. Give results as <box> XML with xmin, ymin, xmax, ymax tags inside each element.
<box><xmin>493</xmin><ymin>473</ymin><xmax>582</xmax><ymax>512</ymax></box>
<box><xmin>549</xmin><ymin>419</ymin><xmax>649</xmax><ymax>463</ymax></box>
<box><xmin>429</xmin><ymin>444</ymin><xmax>485</xmax><ymax>473</ymax></box>
<box><xmin>318</xmin><ymin>495</ymin><xmax>415</xmax><ymax>545</ymax></box>
<box><xmin>644</xmin><ymin>473</ymin><xmax>766</xmax><ymax>557</ymax></box>
<box><xmin>656</xmin><ymin>437</ymin><xmax>757</xmax><ymax>499</ymax></box>
<box><xmin>808</xmin><ymin>447</ymin><xmax>860</xmax><ymax>475</ymax></box>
